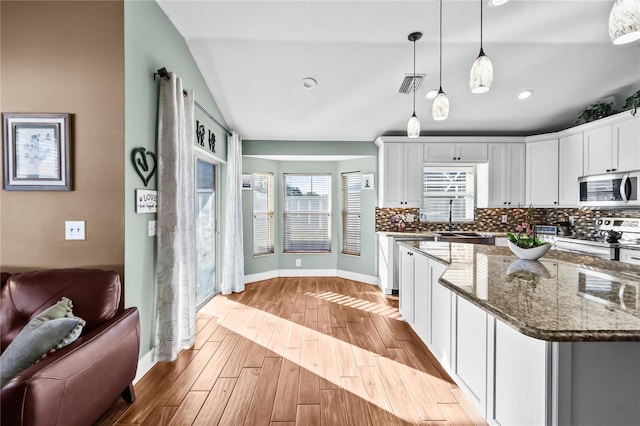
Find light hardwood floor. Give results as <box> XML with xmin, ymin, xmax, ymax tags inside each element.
<box><xmin>96</xmin><ymin>277</ymin><xmax>486</xmax><ymax>426</ymax></box>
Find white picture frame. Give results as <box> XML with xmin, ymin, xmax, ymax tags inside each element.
<box><xmin>242</xmin><ymin>173</ymin><xmax>253</xmax><ymax>190</ymax></box>
<box><xmin>136</xmin><ymin>189</ymin><xmax>157</xmax><ymax>213</ymax></box>
<box><xmin>361</xmin><ymin>173</ymin><xmax>374</xmax><ymax>190</ymax></box>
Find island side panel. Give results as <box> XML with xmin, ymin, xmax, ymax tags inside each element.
<box><xmin>558</xmin><ymin>341</ymin><xmax>640</xmax><ymax>426</ymax></box>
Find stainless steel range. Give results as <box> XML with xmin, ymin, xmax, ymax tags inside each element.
<box><xmin>553</xmin><ymin>217</ymin><xmax>640</xmax><ymax>260</ymax></box>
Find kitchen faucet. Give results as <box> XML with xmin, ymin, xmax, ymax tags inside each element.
<box><xmin>448</xmin><ymin>199</ymin><xmax>455</xmax><ymax>231</ymax></box>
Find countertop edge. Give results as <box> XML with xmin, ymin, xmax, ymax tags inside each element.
<box><xmin>439</xmin><ymin>277</ymin><xmax>640</xmax><ymax>343</ymax></box>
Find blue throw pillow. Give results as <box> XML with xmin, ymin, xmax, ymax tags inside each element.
<box><xmin>0</xmin><ymin>297</ymin><xmax>85</xmax><ymax>388</ymax></box>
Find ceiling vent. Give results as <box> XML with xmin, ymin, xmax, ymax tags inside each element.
<box><xmin>399</xmin><ymin>74</ymin><xmax>425</xmax><ymax>94</ymax></box>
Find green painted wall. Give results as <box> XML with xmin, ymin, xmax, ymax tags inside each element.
<box><xmin>242</xmin><ymin>141</ymin><xmax>378</xmax><ymax>278</ymax></box>
<box><xmin>124</xmin><ymin>0</ymin><xmax>228</xmax><ymax>357</ymax></box>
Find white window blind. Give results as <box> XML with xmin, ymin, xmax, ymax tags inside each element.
<box><xmin>284</xmin><ymin>174</ymin><xmax>331</xmax><ymax>253</ymax></box>
<box><xmin>252</xmin><ymin>172</ymin><xmax>274</xmax><ymax>256</ymax></box>
<box><xmin>422</xmin><ymin>166</ymin><xmax>475</xmax><ymax>222</ymax></box>
<box><xmin>342</xmin><ymin>172</ymin><xmax>361</xmax><ymax>255</ymax></box>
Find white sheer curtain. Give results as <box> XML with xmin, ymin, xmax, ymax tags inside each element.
<box><xmin>221</xmin><ymin>131</ymin><xmax>245</xmax><ymax>294</ymax></box>
<box><xmin>154</xmin><ymin>73</ymin><xmax>196</xmax><ymax>361</ymax></box>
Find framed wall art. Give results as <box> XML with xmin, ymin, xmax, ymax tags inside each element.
<box><xmin>2</xmin><ymin>113</ymin><xmax>71</xmax><ymax>191</ymax></box>
<box><xmin>242</xmin><ymin>173</ymin><xmax>253</xmax><ymax>190</ymax></box>
<box><xmin>361</xmin><ymin>173</ymin><xmax>374</xmax><ymax>190</ymax></box>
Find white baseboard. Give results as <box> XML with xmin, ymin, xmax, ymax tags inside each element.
<box><xmin>134</xmin><ymin>349</ymin><xmax>155</xmax><ymax>384</ymax></box>
<box><xmin>280</xmin><ymin>269</ymin><xmax>337</xmax><ymax>277</ymax></box>
<box><xmin>336</xmin><ymin>270</ymin><xmax>379</xmax><ymax>285</ymax></box>
<box><xmin>244</xmin><ymin>269</ymin><xmax>379</xmax><ymax>286</ymax></box>
<box><xmin>244</xmin><ymin>270</ymin><xmax>280</xmax><ymax>284</ymax></box>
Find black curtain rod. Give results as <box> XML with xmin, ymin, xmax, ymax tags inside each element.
<box><xmin>154</xmin><ymin>67</ymin><xmax>232</xmax><ymax>136</ymax></box>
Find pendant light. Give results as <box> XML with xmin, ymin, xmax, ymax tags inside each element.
<box><xmin>609</xmin><ymin>0</ymin><xmax>640</xmax><ymax>45</ymax></box>
<box><xmin>407</xmin><ymin>32</ymin><xmax>422</xmax><ymax>138</ymax></box>
<box><xmin>469</xmin><ymin>0</ymin><xmax>493</xmax><ymax>94</ymax></box>
<box><xmin>433</xmin><ymin>0</ymin><xmax>449</xmax><ymax>121</ymax></box>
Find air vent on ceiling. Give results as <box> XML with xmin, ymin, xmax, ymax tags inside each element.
<box><xmin>399</xmin><ymin>74</ymin><xmax>425</xmax><ymax>94</ymax></box>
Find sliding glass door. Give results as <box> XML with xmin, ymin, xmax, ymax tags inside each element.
<box><xmin>195</xmin><ymin>156</ymin><xmax>218</xmax><ymax>308</ymax></box>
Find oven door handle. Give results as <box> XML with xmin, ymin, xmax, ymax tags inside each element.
<box><xmin>556</xmin><ymin>245</ymin><xmax>610</xmax><ymax>258</ymax></box>
<box><xmin>620</xmin><ymin>175</ymin><xmax>629</xmax><ymax>201</ymax></box>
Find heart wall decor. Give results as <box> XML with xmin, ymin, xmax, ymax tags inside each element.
<box><xmin>131</xmin><ymin>147</ymin><xmax>157</xmax><ymax>187</ymax></box>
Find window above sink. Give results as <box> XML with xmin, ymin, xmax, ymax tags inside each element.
<box><xmin>421</xmin><ymin>165</ymin><xmax>475</xmax><ymax>223</ymax></box>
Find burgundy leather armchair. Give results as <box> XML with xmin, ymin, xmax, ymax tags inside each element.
<box><xmin>1</xmin><ymin>269</ymin><xmax>140</xmax><ymax>426</ymax></box>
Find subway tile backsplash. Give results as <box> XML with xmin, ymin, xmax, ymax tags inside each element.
<box><xmin>376</xmin><ymin>207</ymin><xmax>640</xmax><ymax>236</ymax></box>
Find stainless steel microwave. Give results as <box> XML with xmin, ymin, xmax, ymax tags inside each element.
<box><xmin>578</xmin><ymin>171</ymin><xmax>640</xmax><ymax>208</ymax></box>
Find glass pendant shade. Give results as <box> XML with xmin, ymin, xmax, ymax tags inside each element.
<box><xmin>432</xmin><ymin>89</ymin><xmax>449</xmax><ymax>121</ymax></box>
<box><xmin>609</xmin><ymin>0</ymin><xmax>640</xmax><ymax>45</ymax></box>
<box><xmin>407</xmin><ymin>113</ymin><xmax>420</xmax><ymax>138</ymax></box>
<box><xmin>469</xmin><ymin>49</ymin><xmax>493</xmax><ymax>94</ymax></box>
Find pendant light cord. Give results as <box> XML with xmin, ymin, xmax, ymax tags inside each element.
<box><xmin>439</xmin><ymin>0</ymin><xmax>443</xmax><ymax>89</ymax></box>
<box><xmin>480</xmin><ymin>0</ymin><xmax>483</xmax><ymax>49</ymax></box>
<box><xmin>413</xmin><ymin>37</ymin><xmax>416</xmax><ymax>114</ymax></box>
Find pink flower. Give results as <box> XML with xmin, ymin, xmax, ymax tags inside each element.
<box><xmin>516</xmin><ymin>225</ymin><xmax>523</xmax><ymax>232</ymax></box>
<box><xmin>526</xmin><ymin>228</ymin><xmax>533</xmax><ymax>236</ymax></box>
<box><xmin>522</xmin><ymin>222</ymin><xmax>530</xmax><ymax>229</ymax></box>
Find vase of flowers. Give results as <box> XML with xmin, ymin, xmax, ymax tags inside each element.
<box><xmin>506</xmin><ymin>210</ymin><xmax>551</xmax><ymax>260</ymax></box>
<box><xmin>390</xmin><ymin>213</ymin><xmax>407</xmax><ymax>232</ymax></box>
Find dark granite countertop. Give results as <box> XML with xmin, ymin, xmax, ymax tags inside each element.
<box><xmin>400</xmin><ymin>241</ymin><xmax>640</xmax><ymax>342</ymax></box>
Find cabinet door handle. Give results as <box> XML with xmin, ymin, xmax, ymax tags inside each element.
<box><xmin>606</xmin><ymin>169</ymin><xmax>611</xmax><ymax>172</ymax></box>
<box><xmin>508</xmin><ymin>202</ymin><xmax>512</xmax><ymax>205</ymax></box>
<box><xmin>504</xmin><ymin>202</ymin><xmax>507</xmax><ymax>205</ymax></box>
<box><xmin>553</xmin><ymin>201</ymin><xmax>557</xmax><ymax>204</ymax></box>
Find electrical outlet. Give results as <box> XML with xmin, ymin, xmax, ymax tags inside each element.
<box><xmin>406</xmin><ymin>214</ymin><xmax>415</xmax><ymax>223</ymax></box>
<box><xmin>296</xmin><ymin>259</ymin><xmax>301</xmax><ymax>267</ymax></box>
<box><xmin>148</xmin><ymin>220</ymin><xmax>157</xmax><ymax>237</ymax></box>
<box><xmin>501</xmin><ymin>214</ymin><xmax>508</xmax><ymax>223</ymax></box>
<box><xmin>568</xmin><ymin>216</ymin><xmax>575</xmax><ymax>225</ymax></box>
<box><xmin>65</xmin><ymin>221</ymin><xmax>86</xmax><ymax>240</ymax></box>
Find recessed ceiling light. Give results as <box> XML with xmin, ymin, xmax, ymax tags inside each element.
<box><xmin>518</xmin><ymin>90</ymin><xmax>534</xmax><ymax>100</ymax></box>
<box><xmin>301</xmin><ymin>78</ymin><xmax>317</xmax><ymax>89</ymax></box>
<box><xmin>425</xmin><ymin>89</ymin><xmax>438</xmax><ymax>100</ymax></box>
<box><xmin>489</xmin><ymin>0</ymin><xmax>510</xmax><ymax>6</ymax></box>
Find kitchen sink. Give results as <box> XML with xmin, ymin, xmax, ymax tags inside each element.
<box><xmin>434</xmin><ymin>231</ymin><xmax>495</xmax><ymax>245</ymax></box>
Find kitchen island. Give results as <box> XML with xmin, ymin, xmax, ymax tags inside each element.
<box><xmin>398</xmin><ymin>241</ymin><xmax>640</xmax><ymax>426</ymax></box>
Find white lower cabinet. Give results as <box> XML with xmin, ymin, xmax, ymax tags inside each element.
<box><xmin>399</xmin><ymin>248</ymin><xmax>415</xmax><ymax>324</ymax></box>
<box><xmin>430</xmin><ymin>277</ymin><xmax>453</xmax><ymax>370</ymax></box>
<box><xmin>490</xmin><ymin>319</ymin><xmax>547</xmax><ymax>426</ymax></box>
<box><xmin>399</xmin><ymin>245</ymin><xmax>446</xmax><ymax>344</ymax></box>
<box><xmin>453</xmin><ymin>296</ymin><xmax>488</xmax><ymax>417</ymax></box>
<box><xmin>412</xmin><ymin>252</ymin><xmax>432</xmax><ymax>342</ymax></box>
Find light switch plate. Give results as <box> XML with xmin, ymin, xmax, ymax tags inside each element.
<box><xmin>65</xmin><ymin>221</ymin><xmax>85</xmax><ymax>240</ymax></box>
<box><xmin>148</xmin><ymin>220</ymin><xmax>157</xmax><ymax>237</ymax></box>
<box><xmin>501</xmin><ymin>214</ymin><xmax>508</xmax><ymax>223</ymax></box>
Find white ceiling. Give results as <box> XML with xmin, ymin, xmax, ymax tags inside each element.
<box><xmin>157</xmin><ymin>0</ymin><xmax>640</xmax><ymax>141</ymax></box>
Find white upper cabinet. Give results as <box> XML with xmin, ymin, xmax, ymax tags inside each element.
<box><xmin>584</xmin><ymin>125</ymin><xmax>614</xmax><ymax>175</ymax></box>
<box><xmin>488</xmin><ymin>143</ymin><xmax>525</xmax><ymax>207</ymax></box>
<box><xmin>379</xmin><ymin>142</ymin><xmax>423</xmax><ymax>208</ymax></box>
<box><xmin>614</xmin><ymin>116</ymin><xmax>640</xmax><ymax>173</ymax></box>
<box><xmin>558</xmin><ymin>133</ymin><xmax>584</xmax><ymax>207</ymax></box>
<box><xmin>424</xmin><ymin>143</ymin><xmax>488</xmax><ymax>163</ymax></box>
<box><xmin>584</xmin><ymin>116</ymin><xmax>640</xmax><ymax>176</ymax></box>
<box><xmin>526</xmin><ymin>139</ymin><xmax>559</xmax><ymax>207</ymax></box>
